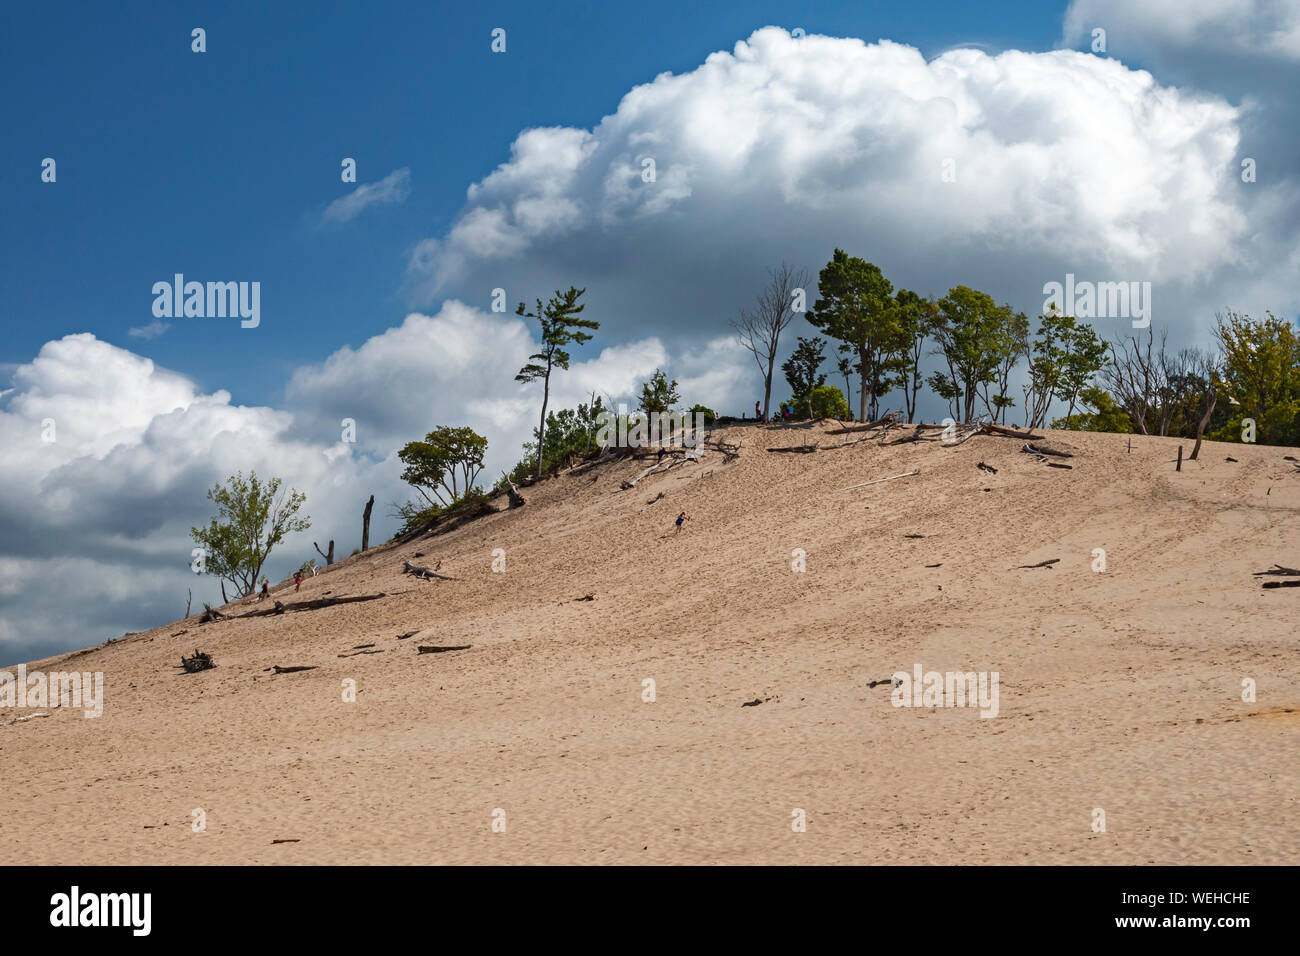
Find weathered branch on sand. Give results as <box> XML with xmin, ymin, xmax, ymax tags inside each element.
<box><xmin>1016</xmin><ymin>558</ymin><xmax>1060</xmax><ymax>569</ymax></box>
<box><xmin>621</xmin><ymin>451</ymin><xmax>698</xmax><ymax>489</ymax></box>
<box><xmin>271</xmin><ymin>664</ymin><xmax>317</xmax><ymax>674</ymax></box>
<box><xmin>703</xmin><ymin>437</ymin><xmax>741</xmax><ymax>462</ymax></box>
<box><xmin>824</xmin><ymin>413</ymin><xmax>898</xmax><ymax>435</ymax></box>
<box><xmin>417</xmin><ymin>644</ymin><xmax>472</xmax><ymax>654</ymax></box>
<box><xmin>403</xmin><ymin>560</ymin><xmax>456</xmax><ymax>581</ymax></box>
<box><xmin>180</xmin><ymin>649</ymin><xmax>214</xmax><ymax>673</ymax></box>
<box><xmin>838</xmin><ymin>469</ymin><xmax>920</xmax><ymax>492</ymax></box>
<box><xmin>214</xmin><ymin>592</ymin><xmax>397</xmax><ymax>621</ymax></box>
<box><xmin>768</xmin><ymin>442</ymin><xmax>820</xmax><ymax>454</ymax></box>
<box><xmin>1022</xmin><ymin>442</ymin><xmax>1073</xmax><ymax>458</ymax></box>
<box><xmin>983</xmin><ymin>423</ymin><xmax>1044</xmax><ymax>439</ymax></box>
<box><xmin>1254</xmin><ymin>564</ymin><xmax>1300</xmax><ymax>577</ymax></box>
<box><xmin>882</xmin><ymin>423</ymin><xmax>941</xmax><ymax>447</ymax></box>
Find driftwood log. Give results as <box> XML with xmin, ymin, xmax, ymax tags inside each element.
<box><xmin>417</xmin><ymin>644</ymin><xmax>472</xmax><ymax>654</ymax></box>
<box><xmin>505</xmin><ymin>480</ymin><xmax>525</xmax><ymax>509</ymax></box>
<box><xmin>768</xmin><ymin>442</ymin><xmax>820</xmax><ymax>454</ymax></box>
<box><xmin>180</xmin><ymin>649</ymin><xmax>214</xmax><ymax>673</ymax></box>
<box><xmin>1023</xmin><ymin>442</ymin><xmax>1073</xmax><ymax>458</ymax></box>
<box><xmin>271</xmin><ymin>665</ymin><xmax>317</xmax><ymax>674</ymax></box>
<box><xmin>1016</xmin><ymin>558</ymin><xmax>1060</xmax><ymax>569</ymax></box>
<box><xmin>1253</xmin><ymin>565</ymin><xmax>1300</xmax><ymax>577</ymax></box>
<box><xmin>403</xmin><ymin>561</ymin><xmax>456</xmax><ymax>581</ymax></box>
<box><xmin>621</xmin><ymin>451</ymin><xmax>699</xmax><ymax>489</ymax></box>
<box><xmin>703</xmin><ymin>437</ymin><xmax>741</xmax><ymax>462</ymax></box>
<box><xmin>209</xmin><ymin>592</ymin><xmax>396</xmax><ymax>622</ymax></box>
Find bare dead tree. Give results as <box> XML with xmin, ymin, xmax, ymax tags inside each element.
<box><xmin>1187</xmin><ymin>348</ymin><xmax>1222</xmax><ymax>461</ymax></box>
<box><xmin>1102</xmin><ymin>327</ymin><xmax>1170</xmax><ymax>436</ymax></box>
<box><xmin>313</xmin><ymin>540</ymin><xmax>335</xmax><ymax>565</ymax></box>
<box><xmin>361</xmin><ymin>495</ymin><xmax>374</xmax><ymax>552</ymax></box>
<box><xmin>731</xmin><ymin>262</ymin><xmax>809</xmax><ymax>422</ymax></box>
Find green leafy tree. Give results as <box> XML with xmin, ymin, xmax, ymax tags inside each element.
<box><xmin>784</xmin><ymin>384</ymin><xmax>849</xmax><ymax>420</ymax></box>
<box><xmin>977</xmin><ymin>308</ymin><xmax>1029</xmax><ymax>424</ymax></box>
<box><xmin>1052</xmin><ymin>386</ymin><xmax>1132</xmax><ymax>433</ymax></box>
<box><xmin>1022</xmin><ymin>307</ymin><xmax>1068</xmax><ymax>429</ymax></box>
<box><xmin>1055</xmin><ymin>318</ymin><xmax>1107</xmax><ymax>428</ymax></box>
<box><xmin>688</xmin><ymin>403</ymin><xmax>718</xmax><ymax>425</ymax></box>
<box><xmin>782</xmin><ymin>336</ymin><xmax>827</xmax><ymax>418</ymax></box>
<box><xmin>398</xmin><ymin>426</ymin><xmax>488</xmax><ymax>508</ymax></box>
<box><xmin>1209</xmin><ymin>310</ymin><xmax>1300</xmax><ymax>444</ymax></box>
<box><xmin>499</xmin><ymin>395</ymin><xmax>608</xmax><ymax>485</ymax></box>
<box><xmin>927</xmin><ymin>286</ymin><xmax>1017</xmax><ymax>423</ymax></box>
<box><xmin>808</xmin><ymin>250</ymin><xmax>908</xmax><ymax>422</ymax></box>
<box><xmin>190</xmin><ymin>471</ymin><xmax>310</xmax><ymax>598</ymax></box>
<box><xmin>894</xmin><ymin>290</ymin><xmax>934</xmax><ymax>423</ymax></box>
<box><xmin>638</xmin><ymin>368</ymin><xmax>681</xmax><ymax>415</ymax></box>
<box><xmin>516</xmin><ymin>287</ymin><xmax>599</xmax><ymax>478</ymax></box>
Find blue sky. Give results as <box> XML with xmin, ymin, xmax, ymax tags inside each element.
<box><xmin>2</xmin><ymin>0</ymin><xmax>1067</xmax><ymax>405</ymax></box>
<box><xmin>2</xmin><ymin>0</ymin><xmax>1298</xmax><ymax>664</ymax></box>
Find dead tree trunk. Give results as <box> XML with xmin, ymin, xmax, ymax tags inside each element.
<box><xmin>506</xmin><ymin>481</ymin><xmax>525</xmax><ymax>509</ymax></box>
<box><xmin>313</xmin><ymin>540</ymin><xmax>335</xmax><ymax>565</ymax></box>
<box><xmin>185</xmin><ymin>588</ymin><xmax>192</xmax><ymax>618</ymax></box>
<box><xmin>361</xmin><ymin>495</ymin><xmax>374</xmax><ymax>551</ymax></box>
<box><xmin>1188</xmin><ymin>391</ymin><xmax>1218</xmax><ymax>461</ymax></box>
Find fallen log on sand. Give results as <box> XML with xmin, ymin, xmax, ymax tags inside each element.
<box><xmin>984</xmin><ymin>423</ymin><xmax>1044</xmax><ymax>439</ymax></box>
<box><xmin>1016</xmin><ymin>558</ymin><xmax>1060</xmax><ymax>569</ymax></box>
<box><xmin>271</xmin><ymin>665</ymin><xmax>317</xmax><ymax>674</ymax></box>
<box><xmin>402</xmin><ymin>560</ymin><xmax>456</xmax><ymax>581</ymax></box>
<box><xmin>882</xmin><ymin>423</ymin><xmax>941</xmax><ymax>447</ymax></box>
<box><xmin>620</xmin><ymin>451</ymin><xmax>699</xmax><ymax>489</ymax></box>
<box><xmin>768</xmin><ymin>443</ymin><xmax>820</xmax><ymax>454</ymax></box>
<box><xmin>1253</xmin><ymin>564</ymin><xmax>1300</xmax><ymax>577</ymax></box>
<box><xmin>1023</xmin><ymin>442</ymin><xmax>1073</xmax><ymax>458</ymax></box>
<box><xmin>209</xmin><ymin>592</ymin><xmax>398</xmax><ymax>622</ymax></box>
<box><xmin>417</xmin><ymin>644</ymin><xmax>472</xmax><ymax>654</ymax></box>
<box><xmin>703</xmin><ymin>437</ymin><xmax>741</xmax><ymax>461</ymax></box>
<box><xmin>180</xmin><ymin>649</ymin><xmax>214</xmax><ymax>673</ymax></box>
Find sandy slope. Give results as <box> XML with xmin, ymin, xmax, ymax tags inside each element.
<box><xmin>3</xmin><ymin>423</ymin><xmax>1298</xmax><ymax>865</ymax></box>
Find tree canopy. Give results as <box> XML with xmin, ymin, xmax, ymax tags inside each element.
<box><xmin>189</xmin><ymin>471</ymin><xmax>310</xmax><ymax>597</ymax></box>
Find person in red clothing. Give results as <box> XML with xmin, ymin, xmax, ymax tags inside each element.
<box><xmin>294</xmin><ymin>570</ymin><xmax>303</xmax><ymax>592</ymax></box>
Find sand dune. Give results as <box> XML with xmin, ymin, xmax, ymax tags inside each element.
<box><xmin>3</xmin><ymin>422</ymin><xmax>1297</xmax><ymax>864</ymax></box>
